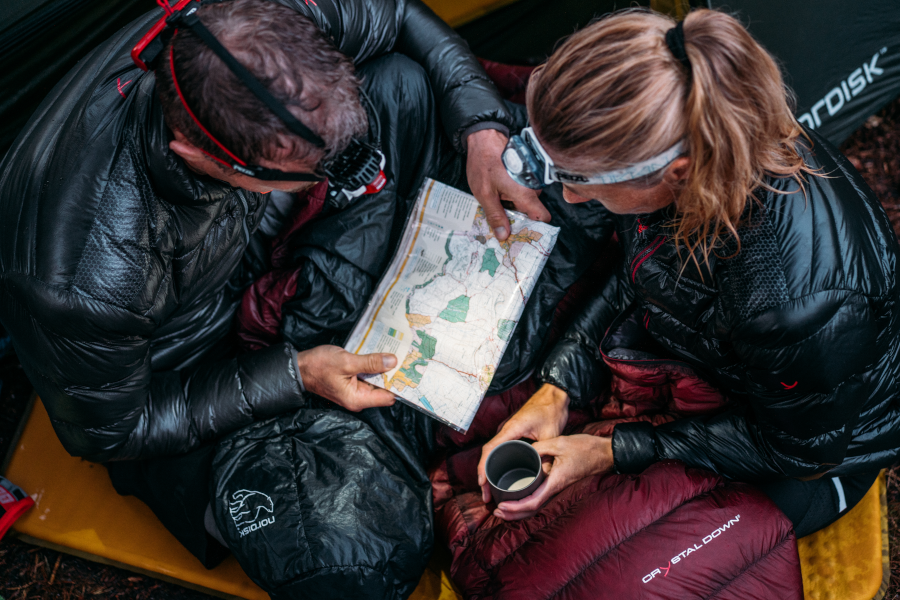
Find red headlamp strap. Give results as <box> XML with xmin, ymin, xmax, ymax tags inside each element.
<box><xmin>169</xmin><ymin>36</ymin><xmax>246</xmax><ymax>169</ymax></box>
<box><xmin>157</xmin><ymin>0</ymin><xmax>176</xmax><ymax>16</ymax></box>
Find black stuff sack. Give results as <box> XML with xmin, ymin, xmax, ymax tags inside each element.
<box><xmin>210</xmin><ymin>406</ymin><xmax>434</xmax><ymax>600</ymax></box>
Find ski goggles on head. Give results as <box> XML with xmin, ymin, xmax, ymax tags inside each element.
<box><xmin>502</xmin><ymin>127</ymin><xmax>687</xmax><ymax>190</ymax></box>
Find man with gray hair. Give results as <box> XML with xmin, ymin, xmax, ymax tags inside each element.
<box><xmin>0</xmin><ymin>0</ymin><xmax>544</xmax><ymax>597</ymax></box>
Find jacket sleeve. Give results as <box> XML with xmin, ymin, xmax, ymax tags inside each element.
<box><xmin>2</xmin><ymin>278</ymin><xmax>305</xmax><ymax>463</ymax></box>
<box><xmin>279</xmin><ymin>0</ymin><xmax>513</xmax><ymax>152</ymax></box>
<box><xmin>538</xmin><ymin>256</ymin><xmax>633</xmax><ymax>408</ymax></box>
<box><xmin>279</xmin><ymin>249</ymin><xmax>378</xmax><ymax>350</ymax></box>
<box><xmin>395</xmin><ymin>0</ymin><xmax>514</xmax><ymax>150</ymax></box>
<box><xmin>613</xmin><ymin>289</ymin><xmax>880</xmax><ymax>481</ymax></box>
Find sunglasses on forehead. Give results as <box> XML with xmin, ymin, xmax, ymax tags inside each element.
<box><xmin>131</xmin><ymin>0</ymin><xmax>387</xmax><ymax>208</ymax></box>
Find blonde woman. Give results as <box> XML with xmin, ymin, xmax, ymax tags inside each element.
<box><xmin>477</xmin><ymin>8</ymin><xmax>898</xmax><ymax>537</ymax></box>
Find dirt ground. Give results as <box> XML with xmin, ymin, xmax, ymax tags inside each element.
<box><xmin>3</xmin><ymin>99</ymin><xmax>900</xmax><ymax>599</ymax></box>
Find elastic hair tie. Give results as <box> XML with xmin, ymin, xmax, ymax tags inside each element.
<box><xmin>665</xmin><ymin>21</ymin><xmax>692</xmax><ymax>74</ymax></box>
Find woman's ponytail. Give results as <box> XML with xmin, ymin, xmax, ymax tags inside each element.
<box><xmin>677</xmin><ymin>9</ymin><xmax>809</xmax><ymax>261</ymax></box>
<box><xmin>528</xmin><ymin>8</ymin><xmax>813</xmax><ymax>270</ymax></box>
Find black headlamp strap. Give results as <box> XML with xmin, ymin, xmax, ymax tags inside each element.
<box><xmin>172</xmin><ymin>8</ymin><xmax>326</xmax><ymax>149</ymax></box>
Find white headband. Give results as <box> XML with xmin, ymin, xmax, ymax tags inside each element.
<box><xmin>523</xmin><ymin>127</ymin><xmax>687</xmax><ymax>186</ymax></box>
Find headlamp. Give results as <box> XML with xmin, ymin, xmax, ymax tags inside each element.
<box><xmin>132</xmin><ymin>0</ymin><xmax>387</xmax><ymax>206</ymax></box>
<box><xmin>502</xmin><ymin>127</ymin><xmax>687</xmax><ymax>189</ymax></box>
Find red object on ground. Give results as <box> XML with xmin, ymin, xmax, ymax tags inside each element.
<box><xmin>0</xmin><ymin>476</ymin><xmax>34</xmax><ymax>541</ymax></box>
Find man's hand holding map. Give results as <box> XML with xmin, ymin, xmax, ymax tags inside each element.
<box><xmin>345</xmin><ymin>179</ymin><xmax>560</xmax><ymax>432</ymax></box>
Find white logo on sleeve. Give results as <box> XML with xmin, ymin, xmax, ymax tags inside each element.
<box><xmin>229</xmin><ymin>489</ymin><xmax>276</xmax><ymax>537</ymax></box>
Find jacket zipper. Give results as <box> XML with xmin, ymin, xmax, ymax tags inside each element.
<box><xmin>630</xmin><ymin>235</ymin><xmax>665</xmax><ymax>282</ymax></box>
<box><xmin>237</xmin><ymin>190</ymin><xmax>251</xmax><ymax>246</ymax></box>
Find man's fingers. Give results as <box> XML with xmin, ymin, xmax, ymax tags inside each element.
<box><xmin>345</xmin><ymin>384</ymin><xmax>397</xmax><ymax>411</ymax></box>
<box><xmin>479</xmin><ymin>194</ymin><xmax>512</xmax><ymax>241</ymax></box>
<box><xmin>512</xmin><ymin>189</ymin><xmax>551</xmax><ymax>223</ymax></box>
<box><xmin>359</xmin><ymin>387</ymin><xmax>397</xmax><ymax>408</ymax></box>
<box><xmin>349</xmin><ymin>352</ymin><xmax>397</xmax><ymax>375</ymax></box>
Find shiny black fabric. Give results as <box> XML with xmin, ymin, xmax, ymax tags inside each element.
<box><xmin>278</xmin><ymin>53</ymin><xmax>456</xmax><ymax>350</ymax></box>
<box><xmin>277</xmin><ymin>95</ymin><xmax>616</xmax><ymax>392</ymax></box>
<box><xmin>211</xmin><ymin>402</ymin><xmax>435</xmax><ymax>599</ymax></box>
<box><xmin>0</xmin><ymin>0</ymin><xmax>515</xmax><ymax>463</ymax></box>
<box><xmin>272</xmin><ymin>0</ymin><xmax>514</xmax><ymax>152</ymax></box>
<box><xmin>540</xmin><ymin>131</ymin><xmax>900</xmax><ymax>482</ymax></box>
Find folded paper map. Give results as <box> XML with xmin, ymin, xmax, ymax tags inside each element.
<box><xmin>345</xmin><ymin>178</ymin><xmax>560</xmax><ymax>432</ymax></box>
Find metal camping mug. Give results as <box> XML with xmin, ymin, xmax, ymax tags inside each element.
<box><xmin>485</xmin><ymin>440</ymin><xmax>546</xmax><ymax>503</ymax></box>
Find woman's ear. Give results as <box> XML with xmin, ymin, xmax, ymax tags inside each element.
<box><xmin>663</xmin><ymin>156</ymin><xmax>692</xmax><ymax>185</ymax></box>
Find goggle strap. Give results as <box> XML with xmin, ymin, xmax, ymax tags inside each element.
<box><xmin>520</xmin><ymin>127</ymin><xmax>687</xmax><ymax>186</ymax></box>
<box><xmin>176</xmin><ymin>10</ymin><xmax>326</xmax><ymax>149</ymax></box>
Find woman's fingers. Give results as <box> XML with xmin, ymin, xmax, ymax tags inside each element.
<box><xmin>531</xmin><ymin>437</ymin><xmax>566</xmax><ymax>458</ymax></box>
<box><xmin>494</xmin><ymin>477</ymin><xmax>556</xmax><ymax>520</ymax></box>
<box><xmin>477</xmin><ymin>417</ymin><xmax>538</xmax><ymax>485</ymax></box>
<box><xmin>477</xmin><ymin>427</ymin><xmax>527</xmax><ymax>502</ymax></box>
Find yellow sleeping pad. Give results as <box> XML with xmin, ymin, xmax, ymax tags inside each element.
<box><xmin>2</xmin><ymin>397</ymin><xmax>889</xmax><ymax>599</ymax></box>
<box><xmin>422</xmin><ymin>0</ymin><xmax>520</xmax><ymax>28</ymax></box>
<box><xmin>2</xmin><ymin>397</ymin><xmax>461</xmax><ymax>600</ymax></box>
<box><xmin>798</xmin><ymin>470</ymin><xmax>890</xmax><ymax>600</ymax></box>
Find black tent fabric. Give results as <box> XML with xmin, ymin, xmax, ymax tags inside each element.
<box><xmin>710</xmin><ymin>1</ymin><xmax>900</xmax><ymax>146</ymax></box>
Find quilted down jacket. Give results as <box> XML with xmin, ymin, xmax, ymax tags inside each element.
<box><xmin>0</xmin><ymin>0</ymin><xmax>517</xmax><ymax>462</ymax></box>
<box><xmin>540</xmin><ymin>131</ymin><xmax>900</xmax><ymax>482</ymax></box>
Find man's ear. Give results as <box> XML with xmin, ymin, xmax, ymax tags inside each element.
<box><xmin>663</xmin><ymin>157</ymin><xmax>691</xmax><ymax>185</ymax></box>
<box><xmin>169</xmin><ymin>129</ymin><xmax>208</xmax><ymax>164</ymax></box>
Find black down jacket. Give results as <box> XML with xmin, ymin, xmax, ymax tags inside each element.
<box><xmin>0</xmin><ymin>0</ymin><xmax>515</xmax><ymax>463</ymax></box>
<box><xmin>540</xmin><ymin>132</ymin><xmax>900</xmax><ymax>482</ymax></box>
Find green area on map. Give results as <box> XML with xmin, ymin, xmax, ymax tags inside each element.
<box><xmin>401</xmin><ymin>356</ymin><xmax>429</xmax><ymax>385</ymax></box>
<box><xmin>414</xmin><ymin>331</ymin><xmax>437</xmax><ymax>359</ymax></box>
<box><xmin>480</xmin><ymin>248</ymin><xmax>500</xmax><ymax>277</ymax></box>
<box><xmin>498</xmin><ymin>319</ymin><xmax>516</xmax><ymax>342</ymax></box>
<box><xmin>439</xmin><ymin>295</ymin><xmax>470</xmax><ymax>323</ymax></box>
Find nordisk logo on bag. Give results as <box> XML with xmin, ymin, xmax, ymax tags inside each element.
<box><xmin>229</xmin><ymin>489</ymin><xmax>276</xmax><ymax>537</ymax></box>
<box><xmin>798</xmin><ymin>48</ymin><xmax>888</xmax><ymax>130</ymax></box>
<box><xmin>642</xmin><ymin>514</ymin><xmax>741</xmax><ymax>584</ymax></box>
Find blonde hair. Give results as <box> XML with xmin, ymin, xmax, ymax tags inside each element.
<box><xmin>527</xmin><ymin>8</ymin><xmax>814</xmax><ymax>269</ymax></box>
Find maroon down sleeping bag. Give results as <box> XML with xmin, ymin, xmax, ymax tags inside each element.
<box><xmin>430</xmin><ymin>355</ymin><xmax>803</xmax><ymax>599</ymax></box>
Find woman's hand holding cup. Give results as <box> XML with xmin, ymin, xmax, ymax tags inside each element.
<box><xmin>477</xmin><ymin>383</ymin><xmax>570</xmax><ymax>504</ymax></box>
<box><xmin>493</xmin><ymin>435</ymin><xmax>614</xmax><ymax>521</ymax></box>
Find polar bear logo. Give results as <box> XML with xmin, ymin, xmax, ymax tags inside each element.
<box><xmin>229</xmin><ymin>489</ymin><xmax>274</xmax><ymax>530</ymax></box>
